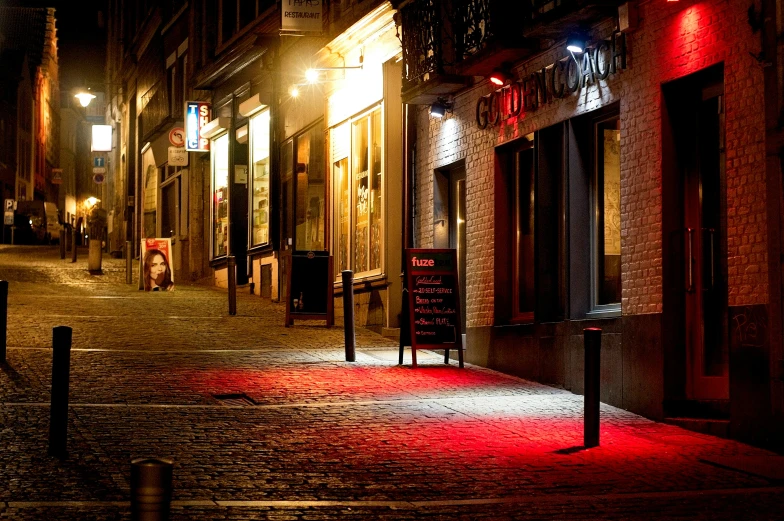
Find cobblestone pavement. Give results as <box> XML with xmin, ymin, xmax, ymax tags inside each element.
<box><xmin>1</xmin><ymin>245</ymin><xmax>783</xmax><ymax>520</ymax></box>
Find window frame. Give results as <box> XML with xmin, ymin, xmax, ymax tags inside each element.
<box><xmin>330</xmin><ymin>104</ymin><xmax>384</xmax><ymax>283</ymax></box>
<box><xmin>248</xmin><ymin>107</ymin><xmax>271</xmax><ymax>249</ymax></box>
<box><xmin>512</xmin><ymin>137</ymin><xmax>536</xmax><ymax>323</ymax></box>
<box><xmin>589</xmin><ymin>114</ymin><xmax>622</xmax><ymax>317</ymax></box>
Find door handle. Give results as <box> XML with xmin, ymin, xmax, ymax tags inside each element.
<box><xmin>686</xmin><ymin>227</ymin><xmax>694</xmax><ymax>293</ymax></box>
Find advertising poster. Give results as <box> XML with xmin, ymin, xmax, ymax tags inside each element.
<box><xmin>139</xmin><ymin>238</ymin><xmax>175</xmax><ymax>291</ymax></box>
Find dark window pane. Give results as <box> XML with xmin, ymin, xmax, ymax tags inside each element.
<box><xmin>516</xmin><ymin>147</ymin><xmax>535</xmax><ymax>315</ymax></box>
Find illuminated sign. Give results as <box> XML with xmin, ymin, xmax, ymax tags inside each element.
<box><xmin>185</xmin><ymin>101</ymin><xmax>211</xmax><ymax>152</ymax></box>
<box><xmin>281</xmin><ymin>0</ymin><xmax>322</xmax><ymax>33</ymax></box>
<box><xmin>476</xmin><ymin>32</ymin><xmax>627</xmax><ymax>129</ymax></box>
<box><xmin>91</xmin><ymin>125</ymin><xmax>112</xmax><ymax>152</ymax></box>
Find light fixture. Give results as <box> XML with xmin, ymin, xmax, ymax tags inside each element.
<box><xmin>566</xmin><ymin>33</ymin><xmax>587</xmax><ymax>53</ymax></box>
<box><xmin>489</xmin><ymin>68</ymin><xmax>511</xmax><ymax>86</ymax></box>
<box><xmin>74</xmin><ymin>89</ymin><xmax>96</xmax><ymax>107</ymax></box>
<box><xmin>430</xmin><ymin>98</ymin><xmax>452</xmax><ymax>118</ymax></box>
<box><xmin>305</xmin><ymin>68</ymin><xmax>320</xmax><ymax>84</ymax></box>
<box><xmin>85</xmin><ymin>197</ymin><xmax>100</xmax><ymax>208</ymax></box>
<box><xmin>290</xmin><ymin>86</ymin><xmax>300</xmax><ymax>98</ymax></box>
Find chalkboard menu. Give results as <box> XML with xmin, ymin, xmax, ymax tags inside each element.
<box><xmin>405</xmin><ymin>248</ymin><xmax>464</xmax><ymax>368</ymax></box>
<box><xmin>285</xmin><ymin>251</ymin><xmax>334</xmax><ymax>327</ymax></box>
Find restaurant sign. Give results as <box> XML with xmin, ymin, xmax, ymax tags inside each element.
<box><xmin>476</xmin><ymin>32</ymin><xmax>627</xmax><ymax>129</ymax></box>
<box><xmin>281</xmin><ymin>0</ymin><xmax>322</xmax><ymax>33</ymax></box>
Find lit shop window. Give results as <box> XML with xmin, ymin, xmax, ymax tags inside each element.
<box><xmin>249</xmin><ymin>109</ymin><xmax>270</xmax><ymax>247</ymax></box>
<box><xmin>594</xmin><ymin>117</ymin><xmax>621</xmax><ymax>308</ymax></box>
<box><xmin>294</xmin><ymin>122</ymin><xmax>326</xmax><ymax>251</ymax></box>
<box><xmin>212</xmin><ymin>132</ymin><xmax>229</xmax><ymax>258</ymax></box>
<box><xmin>332</xmin><ymin>106</ymin><xmax>383</xmax><ymax>280</ymax></box>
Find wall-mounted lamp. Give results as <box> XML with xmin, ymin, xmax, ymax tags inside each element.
<box><xmin>566</xmin><ymin>33</ymin><xmax>587</xmax><ymax>53</ymax></box>
<box><xmin>304</xmin><ymin>54</ymin><xmax>364</xmax><ymax>84</ymax></box>
<box><xmin>430</xmin><ymin>98</ymin><xmax>452</xmax><ymax>118</ymax></box>
<box><xmin>489</xmin><ymin>67</ymin><xmax>511</xmax><ymax>86</ymax></box>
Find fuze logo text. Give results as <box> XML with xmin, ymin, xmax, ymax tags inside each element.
<box><xmin>476</xmin><ymin>32</ymin><xmax>626</xmax><ymax>129</ymax></box>
<box><xmin>411</xmin><ymin>256</ymin><xmax>451</xmax><ymax>268</ymax></box>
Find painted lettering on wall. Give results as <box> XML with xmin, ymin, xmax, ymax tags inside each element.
<box><xmin>476</xmin><ymin>32</ymin><xmax>627</xmax><ymax>129</ymax></box>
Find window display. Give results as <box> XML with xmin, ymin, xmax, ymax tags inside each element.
<box><xmin>212</xmin><ymin>133</ymin><xmax>229</xmax><ymax>258</ymax></box>
<box><xmin>250</xmin><ymin>109</ymin><xmax>270</xmax><ymax>247</ymax></box>
<box><xmin>332</xmin><ymin>106</ymin><xmax>383</xmax><ymax>280</ymax></box>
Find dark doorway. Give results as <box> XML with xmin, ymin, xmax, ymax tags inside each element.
<box><xmin>662</xmin><ymin>63</ymin><xmax>728</xmax><ymax>402</ymax></box>
<box><xmin>434</xmin><ymin>162</ymin><xmax>467</xmax><ymax>334</ymax></box>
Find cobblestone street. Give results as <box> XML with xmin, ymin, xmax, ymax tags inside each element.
<box><xmin>0</xmin><ymin>245</ymin><xmax>782</xmax><ymax>520</ymax></box>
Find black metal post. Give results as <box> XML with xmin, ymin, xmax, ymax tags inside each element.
<box><xmin>341</xmin><ymin>270</ymin><xmax>355</xmax><ymax>362</ymax></box>
<box><xmin>71</xmin><ymin>226</ymin><xmax>77</xmax><ymax>263</ymax></box>
<box><xmin>228</xmin><ymin>256</ymin><xmax>237</xmax><ymax>316</ymax></box>
<box><xmin>126</xmin><ymin>241</ymin><xmax>133</xmax><ymax>284</ymax></box>
<box><xmin>59</xmin><ymin>230</ymin><xmax>66</xmax><ymax>259</ymax></box>
<box><xmin>0</xmin><ymin>280</ymin><xmax>7</xmax><ymax>363</ymax></box>
<box><xmin>131</xmin><ymin>457</ymin><xmax>173</xmax><ymax>521</ymax></box>
<box><xmin>584</xmin><ymin>327</ymin><xmax>601</xmax><ymax>448</ymax></box>
<box><xmin>48</xmin><ymin>326</ymin><xmax>72</xmax><ymax>458</ymax></box>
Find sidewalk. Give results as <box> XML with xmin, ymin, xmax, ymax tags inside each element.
<box><xmin>0</xmin><ymin>245</ymin><xmax>782</xmax><ymax>520</ymax></box>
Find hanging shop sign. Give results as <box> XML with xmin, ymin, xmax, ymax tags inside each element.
<box><xmin>476</xmin><ymin>32</ymin><xmax>627</xmax><ymax>129</ymax></box>
<box><xmin>51</xmin><ymin>168</ymin><xmax>63</xmax><ymax>185</ymax></box>
<box><xmin>404</xmin><ymin>248</ymin><xmax>464</xmax><ymax>368</ymax></box>
<box><xmin>281</xmin><ymin>0</ymin><xmax>323</xmax><ymax>33</ymax></box>
<box><xmin>185</xmin><ymin>101</ymin><xmax>211</xmax><ymax>152</ymax></box>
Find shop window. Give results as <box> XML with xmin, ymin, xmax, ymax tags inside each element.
<box><xmin>514</xmin><ymin>141</ymin><xmax>536</xmax><ymax>320</ymax></box>
<box><xmin>594</xmin><ymin>116</ymin><xmax>621</xmax><ymax>310</ymax></box>
<box><xmin>211</xmin><ymin>133</ymin><xmax>229</xmax><ymax>258</ymax></box>
<box><xmin>249</xmin><ymin>109</ymin><xmax>270</xmax><ymax>247</ymax></box>
<box><xmin>294</xmin><ymin>122</ymin><xmax>326</xmax><ymax>251</ymax></box>
<box><xmin>332</xmin><ymin>106</ymin><xmax>383</xmax><ymax>281</ymax></box>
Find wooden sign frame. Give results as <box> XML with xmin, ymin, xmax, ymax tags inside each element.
<box><xmin>285</xmin><ymin>251</ymin><xmax>334</xmax><ymax>327</ymax></box>
<box><xmin>404</xmin><ymin>248</ymin><xmax>464</xmax><ymax>368</ymax></box>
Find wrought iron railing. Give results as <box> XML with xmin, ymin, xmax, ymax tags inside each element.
<box><xmin>140</xmin><ymin>80</ymin><xmax>170</xmax><ymax>140</ymax></box>
<box><xmin>399</xmin><ymin>0</ymin><xmax>444</xmax><ymax>89</ymax></box>
<box><xmin>453</xmin><ymin>0</ymin><xmax>492</xmax><ymax>59</ymax></box>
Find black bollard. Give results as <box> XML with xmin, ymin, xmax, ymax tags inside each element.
<box><xmin>48</xmin><ymin>326</ymin><xmax>72</xmax><ymax>458</ymax></box>
<box><xmin>71</xmin><ymin>227</ymin><xmax>77</xmax><ymax>263</ymax></box>
<box><xmin>227</xmin><ymin>256</ymin><xmax>237</xmax><ymax>316</ymax></box>
<box><xmin>59</xmin><ymin>230</ymin><xmax>66</xmax><ymax>259</ymax></box>
<box><xmin>341</xmin><ymin>270</ymin><xmax>356</xmax><ymax>362</ymax></box>
<box><xmin>584</xmin><ymin>327</ymin><xmax>602</xmax><ymax>448</ymax></box>
<box><xmin>0</xmin><ymin>280</ymin><xmax>7</xmax><ymax>363</ymax></box>
<box><xmin>131</xmin><ymin>458</ymin><xmax>173</xmax><ymax>521</ymax></box>
<box><xmin>126</xmin><ymin>241</ymin><xmax>133</xmax><ymax>284</ymax></box>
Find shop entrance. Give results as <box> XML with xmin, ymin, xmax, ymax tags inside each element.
<box><xmin>663</xmin><ymin>64</ymin><xmax>729</xmax><ymax>402</ymax></box>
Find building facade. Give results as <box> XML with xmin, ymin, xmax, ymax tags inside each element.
<box><xmin>0</xmin><ymin>7</ymin><xmax>60</xmax><ymax>207</ymax></box>
<box><xmin>396</xmin><ymin>0</ymin><xmax>783</xmax><ymax>448</ymax></box>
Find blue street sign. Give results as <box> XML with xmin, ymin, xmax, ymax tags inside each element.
<box><xmin>93</xmin><ymin>157</ymin><xmax>105</xmax><ymax>168</ymax></box>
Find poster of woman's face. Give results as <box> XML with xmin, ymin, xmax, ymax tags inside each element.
<box><xmin>141</xmin><ymin>238</ymin><xmax>174</xmax><ymax>291</ymax></box>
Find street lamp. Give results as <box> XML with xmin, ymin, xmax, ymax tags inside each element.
<box><xmin>74</xmin><ymin>89</ymin><xmax>96</xmax><ymax>107</ymax></box>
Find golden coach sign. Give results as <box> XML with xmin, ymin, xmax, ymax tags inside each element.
<box><xmin>476</xmin><ymin>32</ymin><xmax>627</xmax><ymax>129</ymax></box>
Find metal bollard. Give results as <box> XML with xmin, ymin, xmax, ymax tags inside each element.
<box><xmin>227</xmin><ymin>256</ymin><xmax>237</xmax><ymax>316</ymax></box>
<box><xmin>48</xmin><ymin>326</ymin><xmax>72</xmax><ymax>458</ymax></box>
<box><xmin>126</xmin><ymin>241</ymin><xmax>133</xmax><ymax>284</ymax></box>
<box><xmin>0</xmin><ymin>280</ymin><xmax>7</xmax><ymax>363</ymax></box>
<box><xmin>341</xmin><ymin>270</ymin><xmax>356</xmax><ymax>362</ymax></box>
<box><xmin>131</xmin><ymin>458</ymin><xmax>173</xmax><ymax>521</ymax></box>
<box><xmin>584</xmin><ymin>327</ymin><xmax>601</xmax><ymax>448</ymax></box>
<box><xmin>59</xmin><ymin>230</ymin><xmax>66</xmax><ymax>259</ymax></box>
<box><xmin>71</xmin><ymin>228</ymin><xmax>77</xmax><ymax>263</ymax></box>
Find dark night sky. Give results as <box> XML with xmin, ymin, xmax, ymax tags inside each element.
<box><xmin>1</xmin><ymin>0</ymin><xmax>106</xmax><ymax>92</ymax></box>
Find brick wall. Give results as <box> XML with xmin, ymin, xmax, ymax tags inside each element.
<box><xmin>414</xmin><ymin>0</ymin><xmax>767</xmax><ymax>327</ymax></box>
